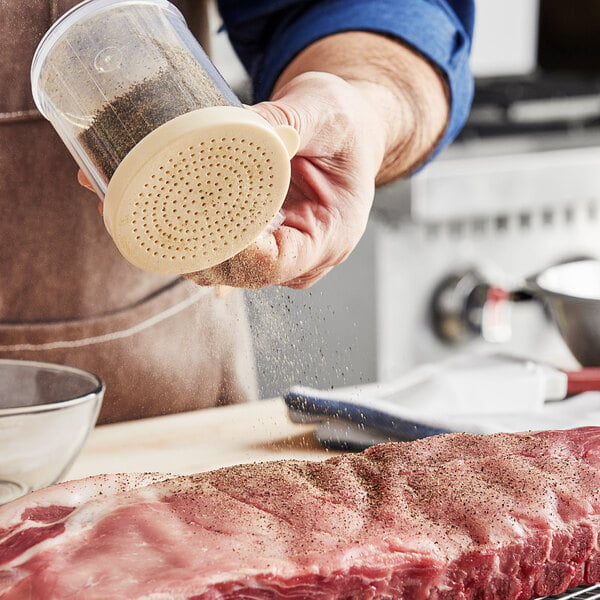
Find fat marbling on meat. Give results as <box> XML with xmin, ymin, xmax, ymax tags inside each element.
<box><xmin>1</xmin><ymin>427</ymin><xmax>600</xmax><ymax>599</ymax></box>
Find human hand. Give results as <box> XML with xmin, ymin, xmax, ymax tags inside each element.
<box><xmin>77</xmin><ymin>31</ymin><xmax>447</xmax><ymax>289</ymax></box>
<box><xmin>185</xmin><ymin>71</ymin><xmax>387</xmax><ymax>289</ymax></box>
<box><xmin>77</xmin><ymin>170</ymin><xmax>104</xmax><ymax>215</ymax></box>
<box><xmin>76</xmin><ymin>74</ymin><xmax>384</xmax><ymax>288</ymax></box>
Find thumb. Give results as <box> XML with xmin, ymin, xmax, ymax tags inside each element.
<box><xmin>77</xmin><ymin>169</ymin><xmax>104</xmax><ymax>215</ymax></box>
<box><xmin>247</xmin><ymin>72</ymin><xmax>346</xmax><ymax>156</ymax></box>
<box><xmin>77</xmin><ymin>169</ymin><xmax>95</xmax><ymax>192</ymax></box>
<box><xmin>246</xmin><ymin>100</ymin><xmax>305</xmax><ymax>155</ymax></box>
<box><xmin>245</xmin><ymin>79</ymin><xmax>312</xmax><ymax>151</ymax></box>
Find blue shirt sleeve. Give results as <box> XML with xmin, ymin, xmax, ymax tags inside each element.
<box><xmin>217</xmin><ymin>0</ymin><xmax>475</xmax><ymax>156</ymax></box>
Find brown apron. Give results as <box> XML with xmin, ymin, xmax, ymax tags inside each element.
<box><xmin>0</xmin><ymin>0</ymin><xmax>258</xmax><ymax>423</ymax></box>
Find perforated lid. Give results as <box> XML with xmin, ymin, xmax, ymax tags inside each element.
<box><xmin>103</xmin><ymin>106</ymin><xmax>299</xmax><ymax>274</ymax></box>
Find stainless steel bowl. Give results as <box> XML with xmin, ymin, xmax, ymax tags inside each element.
<box><xmin>529</xmin><ymin>259</ymin><xmax>600</xmax><ymax>367</ymax></box>
<box><xmin>0</xmin><ymin>359</ymin><xmax>104</xmax><ymax>504</ymax></box>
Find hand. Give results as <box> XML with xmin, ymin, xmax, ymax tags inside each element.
<box><xmin>77</xmin><ymin>32</ymin><xmax>447</xmax><ymax>289</ymax></box>
<box><xmin>75</xmin><ymin>75</ymin><xmax>383</xmax><ymax>288</ymax></box>
<box><xmin>77</xmin><ymin>170</ymin><xmax>104</xmax><ymax>215</ymax></box>
<box><xmin>186</xmin><ymin>72</ymin><xmax>387</xmax><ymax>289</ymax></box>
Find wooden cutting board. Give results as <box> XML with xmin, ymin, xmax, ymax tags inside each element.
<box><xmin>67</xmin><ymin>398</ymin><xmax>336</xmax><ymax>481</ymax></box>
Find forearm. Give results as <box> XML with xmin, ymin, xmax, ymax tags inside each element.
<box><xmin>273</xmin><ymin>31</ymin><xmax>450</xmax><ymax>184</ymax></box>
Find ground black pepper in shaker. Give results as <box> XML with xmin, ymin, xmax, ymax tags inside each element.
<box><xmin>32</xmin><ymin>0</ymin><xmax>299</xmax><ymax>276</ymax></box>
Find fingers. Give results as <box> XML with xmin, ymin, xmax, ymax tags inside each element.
<box><xmin>247</xmin><ymin>74</ymin><xmax>341</xmax><ymax>153</ymax></box>
<box><xmin>184</xmin><ymin>222</ymin><xmax>332</xmax><ymax>289</ymax></box>
<box><xmin>280</xmin><ymin>266</ymin><xmax>335</xmax><ymax>289</ymax></box>
<box><xmin>77</xmin><ymin>169</ymin><xmax>94</xmax><ymax>192</ymax></box>
<box><xmin>77</xmin><ymin>169</ymin><xmax>104</xmax><ymax>215</ymax></box>
<box><xmin>184</xmin><ymin>230</ymin><xmax>289</xmax><ymax>289</ymax></box>
<box><xmin>213</xmin><ymin>285</ymin><xmax>234</xmax><ymax>298</ymax></box>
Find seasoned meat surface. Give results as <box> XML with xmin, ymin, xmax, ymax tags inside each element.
<box><xmin>1</xmin><ymin>428</ymin><xmax>600</xmax><ymax>599</ymax></box>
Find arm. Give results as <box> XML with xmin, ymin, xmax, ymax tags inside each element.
<box><xmin>218</xmin><ymin>0</ymin><xmax>474</xmax><ymax>159</ymax></box>
<box><xmin>271</xmin><ymin>31</ymin><xmax>450</xmax><ymax>184</ymax></box>
<box><xmin>186</xmin><ymin>1</ymin><xmax>476</xmax><ymax>288</ymax></box>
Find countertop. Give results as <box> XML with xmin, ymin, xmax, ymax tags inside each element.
<box><xmin>67</xmin><ymin>398</ymin><xmax>336</xmax><ymax>481</ymax></box>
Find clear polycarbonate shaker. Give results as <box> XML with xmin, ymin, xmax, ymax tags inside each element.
<box><xmin>31</xmin><ymin>0</ymin><xmax>298</xmax><ymax>275</ymax></box>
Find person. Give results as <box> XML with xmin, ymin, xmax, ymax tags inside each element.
<box><xmin>0</xmin><ymin>0</ymin><xmax>474</xmax><ymax>424</ymax></box>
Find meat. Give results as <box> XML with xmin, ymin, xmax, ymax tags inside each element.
<box><xmin>2</xmin><ymin>427</ymin><xmax>600</xmax><ymax>599</ymax></box>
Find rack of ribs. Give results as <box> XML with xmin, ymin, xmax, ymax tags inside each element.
<box><xmin>1</xmin><ymin>427</ymin><xmax>600</xmax><ymax>599</ymax></box>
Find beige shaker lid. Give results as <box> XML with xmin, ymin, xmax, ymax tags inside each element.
<box><xmin>103</xmin><ymin>106</ymin><xmax>299</xmax><ymax>275</ymax></box>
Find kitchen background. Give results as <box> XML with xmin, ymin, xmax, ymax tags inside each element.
<box><xmin>210</xmin><ymin>0</ymin><xmax>600</xmax><ymax>399</ymax></box>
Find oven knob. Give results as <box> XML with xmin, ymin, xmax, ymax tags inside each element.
<box><xmin>430</xmin><ymin>269</ymin><xmax>512</xmax><ymax>345</ymax></box>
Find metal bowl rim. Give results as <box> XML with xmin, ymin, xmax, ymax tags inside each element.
<box><xmin>526</xmin><ymin>259</ymin><xmax>600</xmax><ymax>305</ymax></box>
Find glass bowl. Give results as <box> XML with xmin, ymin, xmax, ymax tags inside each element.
<box><xmin>0</xmin><ymin>359</ymin><xmax>104</xmax><ymax>504</ymax></box>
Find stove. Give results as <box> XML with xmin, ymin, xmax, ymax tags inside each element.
<box><xmin>366</xmin><ymin>70</ymin><xmax>600</xmax><ymax>384</ymax></box>
<box><xmin>463</xmin><ymin>71</ymin><xmax>600</xmax><ymax>138</ymax></box>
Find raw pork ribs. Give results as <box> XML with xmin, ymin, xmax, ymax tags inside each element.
<box><xmin>2</xmin><ymin>428</ymin><xmax>600</xmax><ymax>599</ymax></box>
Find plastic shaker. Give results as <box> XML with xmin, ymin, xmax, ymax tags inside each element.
<box><xmin>31</xmin><ymin>0</ymin><xmax>299</xmax><ymax>275</ymax></box>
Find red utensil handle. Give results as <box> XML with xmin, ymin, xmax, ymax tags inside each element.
<box><xmin>565</xmin><ymin>368</ymin><xmax>600</xmax><ymax>395</ymax></box>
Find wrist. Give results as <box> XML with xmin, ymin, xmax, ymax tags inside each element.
<box><xmin>274</xmin><ymin>31</ymin><xmax>450</xmax><ymax>184</ymax></box>
<box><xmin>364</xmin><ymin>45</ymin><xmax>450</xmax><ymax>183</ymax></box>
<box><xmin>345</xmin><ymin>77</ymin><xmax>419</xmax><ymax>184</ymax></box>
